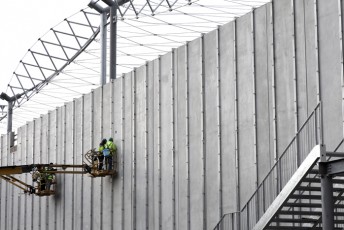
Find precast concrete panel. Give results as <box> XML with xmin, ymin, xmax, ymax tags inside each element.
<box><xmin>294</xmin><ymin>0</ymin><xmax>308</xmax><ymax>125</ymax></box>
<box><xmin>204</xmin><ymin>30</ymin><xmax>221</xmax><ymax>229</ymax></box>
<box><xmin>102</xmin><ymin>83</ymin><xmax>112</xmax><ymax>139</ymax></box>
<box><xmin>237</xmin><ymin>12</ymin><xmax>256</xmax><ymax>208</ymax></box>
<box><xmin>16</xmin><ymin>129</ymin><xmax>24</xmax><ymax>230</ymax></box>
<box><xmin>92</xmin><ymin>87</ymin><xmax>102</xmax><ymax>230</ymax></box>
<box><xmin>41</xmin><ymin>114</ymin><xmax>49</xmax><ymax>229</ymax></box>
<box><xmin>17</xmin><ymin>127</ymin><xmax>25</xmax><ymax>230</ymax></box>
<box><xmin>254</xmin><ymin>4</ymin><xmax>274</xmax><ymax>183</ymax></box>
<box><xmin>8</xmin><ymin>135</ymin><xmax>13</xmax><ymax>230</ymax></box>
<box><xmin>274</xmin><ymin>0</ymin><xmax>297</xmax><ymax>155</ymax></box>
<box><xmin>48</xmin><ymin>110</ymin><xmax>57</xmax><ymax>230</ymax></box>
<box><xmin>74</xmin><ymin>97</ymin><xmax>84</xmax><ymax>230</ymax></box>
<box><xmin>134</xmin><ymin>65</ymin><xmax>148</xmax><ymax>229</ymax></box>
<box><xmin>33</xmin><ymin>118</ymin><xmax>41</xmax><ymax>230</ymax></box>
<box><xmin>65</xmin><ymin>101</ymin><xmax>74</xmax><ymax>230</ymax></box>
<box><xmin>303</xmin><ymin>0</ymin><xmax>318</xmax><ymax>115</ymax></box>
<box><xmin>103</xmin><ymin>83</ymin><xmax>114</xmax><ymax>229</ymax></box>
<box><xmin>0</xmin><ymin>135</ymin><xmax>7</xmax><ymax>230</ymax></box>
<box><xmin>42</xmin><ymin>115</ymin><xmax>49</xmax><ymax>164</ymax></box>
<box><xmin>295</xmin><ymin>0</ymin><xmax>318</xmax><ymax>124</ymax></box>
<box><xmin>160</xmin><ymin>52</ymin><xmax>174</xmax><ymax>230</ymax></box>
<box><xmin>102</xmin><ymin>82</ymin><xmax>113</xmax><ymax>227</ymax></box>
<box><xmin>219</xmin><ymin>21</ymin><xmax>238</xmax><ymax>213</ymax></box>
<box><xmin>8</xmin><ymin>140</ymin><xmax>14</xmax><ymax>230</ymax></box>
<box><xmin>82</xmin><ymin>93</ymin><xmax>93</xmax><ymax>230</ymax></box>
<box><xmin>267</xmin><ymin>2</ymin><xmax>276</xmax><ymax>171</ymax></box>
<box><xmin>175</xmin><ymin>45</ymin><xmax>188</xmax><ymax>229</ymax></box>
<box><xmin>23</xmin><ymin>126</ymin><xmax>30</xmax><ymax>230</ymax></box>
<box><xmin>187</xmin><ymin>38</ymin><xmax>204</xmax><ymax>230</ymax></box>
<box><xmin>13</xmin><ymin>148</ymin><xmax>21</xmax><ymax>230</ymax></box>
<box><xmin>102</xmin><ymin>82</ymin><xmax>113</xmax><ymax>230</ymax></box>
<box><xmin>318</xmin><ymin>0</ymin><xmax>343</xmax><ymax>150</ymax></box>
<box><xmin>56</xmin><ymin>106</ymin><xmax>65</xmax><ymax>230</ymax></box>
<box><xmin>152</xmin><ymin>58</ymin><xmax>161</xmax><ymax>230</ymax></box>
<box><xmin>112</xmin><ymin>78</ymin><xmax>124</xmax><ymax>228</ymax></box>
<box><xmin>0</xmin><ymin>135</ymin><xmax>2</xmax><ymax>228</ymax></box>
<box><xmin>27</xmin><ymin>122</ymin><xmax>34</xmax><ymax>230</ymax></box>
<box><xmin>146</xmin><ymin>60</ymin><xmax>156</xmax><ymax>229</ymax></box>
<box><xmin>123</xmin><ymin>72</ymin><xmax>133</xmax><ymax>229</ymax></box>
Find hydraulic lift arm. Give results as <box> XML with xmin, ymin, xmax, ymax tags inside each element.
<box><xmin>0</xmin><ymin>165</ymin><xmax>34</xmax><ymax>175</ymax></box>
<box><xmin>0</xmin><ymin>148</ymin><xmax>116</xmax><ymax>196</ymax></box>
<box><xmin>0</xmin><ymin>175</ymin><xmax>35</xmax><ymax>194</ymax></box>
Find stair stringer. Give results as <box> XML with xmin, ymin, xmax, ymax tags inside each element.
<box><xmin>253</xmin><ymin>145</ymin><xmax>322</xmax><ymax>230</ymax></box>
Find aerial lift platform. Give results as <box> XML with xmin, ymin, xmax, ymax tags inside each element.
<box><xmin>0</xmin><ymin>149</ymin><xmax>117</xmax><ymax>196</ymax></box>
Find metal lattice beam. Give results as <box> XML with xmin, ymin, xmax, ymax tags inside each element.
<box><xmin>6</xmin><ymin>9</ymin><xmax>100</xmax><ymax>112</ymax></box>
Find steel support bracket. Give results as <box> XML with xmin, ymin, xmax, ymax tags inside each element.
<box><xmin>319</xmin><ymin>158</ymin><xmax>344</xmax><ymax>176</ymax></box>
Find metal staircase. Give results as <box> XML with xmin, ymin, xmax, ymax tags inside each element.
<box><xmin>254</xmin><ymin>145</ymin><xmax>344</xmax><ymax>229</ymax></box>
<box><xmin>214</xmin><ymin>103</ymin><xmax>344</xmax><ymax>229</ymax></box>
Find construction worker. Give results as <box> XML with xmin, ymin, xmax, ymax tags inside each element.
<box><xmin>98</xmin><ymin>139</ymin><xmax>107</xmax><ymax>170</ymax></box>
<box><xmin>45</xmin><ymin>163</ymin><xmax>55</xmax><ymax>191</ymax></box>
<box><xmin>105</xmin><ymin>137</ymin><xmax>116</xmax><ymax>170</ymax></box>
<box><xmin>39</xmin><ymin>173</ymin><xmax>46</xmax><ymax>192</ymax></box>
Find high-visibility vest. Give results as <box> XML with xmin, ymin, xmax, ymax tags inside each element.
<box><xmin>99</xmin><ymin>145</ymin><xmax>105</xmax><ymax>154</ymax></box>
<box><xmin>47</xmin><ymin>173</ymin><xmax>54</xmax><ymax>180</ymax></box>
<box><xmin>105</xmin><ymin>141</ymin><xmax>116</xmax><ymax>155</ymax></box>
<box><xmin>46</xmin><ymin>167</ymin><xmax>54</xmax><ymax>180</ymax></box>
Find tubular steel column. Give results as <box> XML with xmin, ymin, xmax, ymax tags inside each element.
<box><xmin>102</xmin><ymin>0</ymin><xmax>131</xmax><ymax>80</ymax></box>
<box><xmin>89</xmin><ymin>0</ymin><xmax>108</xmax><ymax>85</ymax></box>
<box><xmin>109</xmin><ymin>5</ymin><xmax>117</xmax><ymax>80</ymax></box>
<box><xmin>319</xmin><ymin>145</ymin><xmax>334</xmax><ymax>230</ymax></box>
<box><xmin>100</xmin><ymin>12</ymin><xmax>107</xmax><ymax>85</ymax></box>
<box><xmin>7</xmin><ymin>102</ymin><xmax>13</xmax><ymax>135</ymax></box>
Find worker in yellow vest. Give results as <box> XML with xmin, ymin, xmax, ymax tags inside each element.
<box><xmin>98</xmin><ymin>139</ymin><xmax>107</xmax><ymax>170</ymax></box>
<box><xmin>105</xmin><ymin>137</ymin><xmax>116</xmax><ymax>170</ymax></box>
<box><xmin>45</xmin><ymin>163</ymin><xmax>55</xmax><ymax>191</ymax></box>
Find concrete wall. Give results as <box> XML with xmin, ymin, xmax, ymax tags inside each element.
<box><xmin>1</xmin><ymin>0</ymin><xmax>344</xmax><ymax>229</ymax></box>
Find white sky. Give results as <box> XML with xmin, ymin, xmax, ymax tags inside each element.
<box><xmin>0</xmin><ymin>0</ymin><xmax>89</xmax><ymax>96</ymax></box>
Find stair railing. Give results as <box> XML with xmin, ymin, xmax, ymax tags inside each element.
<box><xmin>214</xmin><ymin>103</ymin><xmax>322</xmax><ymax>230</ymax></box>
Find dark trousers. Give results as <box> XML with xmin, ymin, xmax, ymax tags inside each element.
<box><xmin>40</xmin><ymin>179</ymin><xmax>46</xmax><ymax>191</ymax></box>
<box><xmin>105</xmin><ymin>156</ymin><xmax>113</xmax><ymax>170</ymax></box>
<box><xmin>98</xmin><ymin>155</ymin><xmax>104</xmax><ymax>170</ymax></box>
<box><xmin>46</xmin><ymin>179</ymin><xmax>52</xmax><ymax>190</ymax></box>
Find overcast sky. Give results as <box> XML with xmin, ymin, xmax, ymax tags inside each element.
<box><xmin>0</xmin><ymin>0</ymin><xmax>89</xmax><ymax>96</ymax></box>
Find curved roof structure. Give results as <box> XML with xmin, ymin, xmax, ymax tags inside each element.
<box><xmin>0</xmin><ymin>0</ymin><xmax>270</xmax><ymax>134</ymax></box>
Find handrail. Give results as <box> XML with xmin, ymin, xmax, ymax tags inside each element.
<box><xmin>214</xmin><ymin>102</ymin><xmax>322</xmax><ymax>230</ymax></box>
<box><xmin>242</xmin><ymin>102</ymin><xmax>321</xmax><ymax>211</ymax></box>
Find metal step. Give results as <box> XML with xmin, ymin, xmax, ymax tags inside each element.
<box><xmin>295</xmin><ymin>186</ymin><xmax>343</xmax><ymax>192</ymax></box>
<box><xmin>264</xmin><ymin>226</ymin><xmax>324</xmax><ymax>230</ymax></box>
<box><xmin>276</xmin><ymin>211</ymin><xmax>344</xmax><ymax>221</ymax></box>
<box><xmin>308</xmin><ymin>169</ymin><xmax>319</xmax><ymax>175</ymax></box>
<box><xmin>272</xmin><ymin>217</ymin><xmax>319</xmax><ymax>223</ymax></box>
<box><xmin>283</xmin><ymin>202</ymin><xmax>344</xmax><ymax>209</ymax></box>
<box><xmin>288</xmin><ymin>194</ymin><xmax>322</xmax><ymax>200</ymax></box>
<box><xmin>278</xmin><ymin>210</ymin><xmax>322</xmax><ymax>216</ymax></box>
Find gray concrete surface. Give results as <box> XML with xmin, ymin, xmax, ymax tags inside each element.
<box><xmin>1</xmin><ymin>0</ymin><xmax>344</xmax><ymax>229</ymax></box>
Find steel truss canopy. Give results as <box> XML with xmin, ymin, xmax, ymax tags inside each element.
<box><xmin>0</xmin><ymin>0</ymin><xmax>270</xmax><ymax>134</ymax></box>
